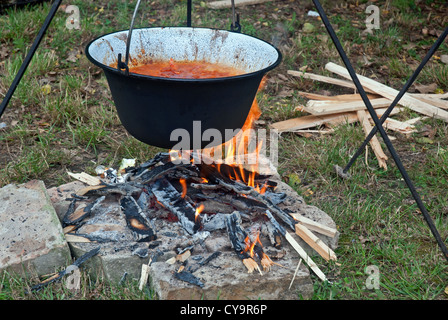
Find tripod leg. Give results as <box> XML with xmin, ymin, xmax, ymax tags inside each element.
<box><xmin>0</xmin><ymin>0</ymin><xmax>63</xmax><ymax>119</ymax></box>
<box><xmin>312</xmin><ymin>0</ymin><xmax>448</xmax><ymax>262</ymax></box>
<box><xmin>343</xmin><ymin>27</ymin><xmax>448</xmax><ymax>174</ymax></box>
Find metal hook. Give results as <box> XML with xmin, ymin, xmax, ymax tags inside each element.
<box><xmin>118</xmin><ymin>0</ymin><xmax>142</xmax><ymax>75</ymax></box>
<box><xmin>230</xmin><ymin>0</ymin><xmax>241</xmax><ymax>33</ymax></box>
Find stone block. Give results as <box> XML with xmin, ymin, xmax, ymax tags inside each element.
<box><xmin>0</xmin><ymin>180</ymin><xmax>71</xmax><ymax>276</ymax></box>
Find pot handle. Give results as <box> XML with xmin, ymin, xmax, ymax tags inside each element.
<box><xmin>117</xmin><ymin>0</ymin><xmax>142</xmax><ymax>75</ymax></box>
<box><xmin>116</xmin><ymin>0</ymin><xmax>240</xmax><ymax>74</ymax></box>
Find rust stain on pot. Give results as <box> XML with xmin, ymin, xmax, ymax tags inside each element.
<box><xmin>114</xmin><ymin>33</ymin><xmax>128</xmax><ymax>42</ymax></box>
<box><xmin>211</xmin><ymin>30</ymin><xmax>229</xmax><ymax>43</ymax></box>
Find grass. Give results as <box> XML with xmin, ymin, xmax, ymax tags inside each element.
<box><xmin>0</xmin><ymin>0</ymin><xmax>447</xmax><ymax>300</ymax></box>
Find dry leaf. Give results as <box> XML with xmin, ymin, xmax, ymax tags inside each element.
<box><xmin>414</xmin><ymin>83</ymin><xmax>437</xmax><ymax>94</ymax></box>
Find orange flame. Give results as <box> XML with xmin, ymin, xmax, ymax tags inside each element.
<box><xmin>169</xmin><ymin>78</ymin><xmax>269</xmax><ymax>194</ymax></box>
<box><xmin>194</xmin><ymin>204</ymin><xmax>205</xmax><ymax>223</ymax></box>
<box><xmin>179</xmin><ymin>178</ymin><xmax>187</xmax><ymax>198</ymax></box>
<box><xmin>244</xmin><ymin>231</ymin><xmax>263</xmax><ymax>258</ymax></box>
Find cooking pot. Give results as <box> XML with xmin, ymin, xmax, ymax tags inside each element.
<box><xmin>85</xmin><ymin>1</ymin><xmax>281</xmax><ymax>149</ymax></box>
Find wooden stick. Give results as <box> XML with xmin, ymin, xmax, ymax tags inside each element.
<box><xmin>138</xmin><ymin>258</ymin><xmax>152</xmax><ymax>291</ymax></box>
<box><xmin>357</xmin><ymin>110</ymin><xmax>388</xmax><ymax>170</ymax></box>
<box><xmin>288</xmin><ymin>259</ymin><xmax>302</xmax><ymax>290</ymax></box>
<box><xmin>304</xmin><ymin>98</ymin><xmax>392</xmax><ymax>115</ymax></box>
<box><xmin>295</xmin><ymin>224</ymin><xmax>337</xmax><ymax>262</ymax></box>
<box><xmin>382</xmin><ymin>118</ymin><xmax>417</xmax><ymax>134</ymax></box>
<box><xmin>325</xmin><ymin>62</ymin><xmax>448</xmax><ymax>122</ymax></box>
<box><xmin>288</xmin><ymin>70</ymin><xmax>376</xmax><ymax>93</ymax></box>
<box><xmin>298</xmin><ymin>91</ymin><xmax>381</xmax><ymax>101</ymax></box>
<box><xmin>284</xmin><ymin>233</ymin><xmax>328</xmax><ymax>282</ymax></box>
<box><xmin>289</xmin><ymin>214</ymin><xmax>337</xmax><ymax>238</ymax></box>
<box><xmin>208</xmin><ymin>0</ymin><xmax>270</xmax><ymax>9</ymax></box>
<box><xmin>270</xmin><ymin>112</ymin><xmax>359</xmax><ymax>133</ymax></box>
<box><xmin>67</xmin><ymin>171</ymin><xmax>102</xmax><ymax>186</ymax></box>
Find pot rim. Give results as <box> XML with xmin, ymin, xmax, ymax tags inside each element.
<box><xmin>85</xmin><ymin>26</ymin><xmax>282</xmax><ymax>83</ymax></box>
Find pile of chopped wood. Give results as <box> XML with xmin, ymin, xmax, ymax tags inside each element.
<box><xmin>270</xmin><ymin>62</ymin><xmax>448</xmax><ymax>170</ymax></box>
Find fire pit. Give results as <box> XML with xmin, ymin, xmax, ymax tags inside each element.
<box><xmin>50</xmin><ymin>144</ymin><xmax>339</xmax><ymax>299</ymax></box>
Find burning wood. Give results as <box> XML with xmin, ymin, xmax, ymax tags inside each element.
<box><xmin>121</xmin><ymin>195</ymin><xmax>156</xmax><ymax>241</ymax></box>
<box><xmin>150</xmin><ymin>178</ymin><xmax>199</xmax><ymax>235</ymax></box>
<box><xmin>64</xmin><ymin>135</ymin><xmax>337</xmax><ymax>285</ymax></box>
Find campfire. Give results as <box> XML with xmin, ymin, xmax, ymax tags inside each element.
<box><xmin>62</xmin><ymin>94</ymin><xmax>338</xmax><ymax>289</ymax></box>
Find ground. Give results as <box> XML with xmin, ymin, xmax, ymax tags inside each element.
<box><xmin>0</xmin><ymin>0</ymin><xmax>447</xmax><ymax>300</ymax></box>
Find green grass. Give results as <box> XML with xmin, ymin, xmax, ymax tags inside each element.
<box><xmin>0</xmin><ymin>0</ymin><xmax>447</xmax><ymax>300</ymax></box>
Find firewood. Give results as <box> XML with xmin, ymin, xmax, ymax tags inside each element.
<box><xmin>225</xmin><ymin>211</ymin><xmax>263</xmax><ymax>274</ymax></box>
<box><xmin>289</xmin><ymin>213</ymin><xmax>338</xmax><ymax>238</ymax></box>
<box><xmin>138</xmin><ymin>258</ymin><xmax>152</xmax><ymax>291</ymax></box>
<box><xmin>288</xmin><ymin>70</ymin><xmax>376</xmax><ymax>93</ymax></box>
<box><xmin>121</xmin><ymin>195</ymin><xmax>156</xmax><ymax>240</ymax></box>
<box><xmin>294</xmin><ymin>224</ymin><xmax>337</xmax><ymax>262</ymax></box>
<box><xmin>265</xmin><ymin>211</ymin><xmax>328</xmax><ymax>282</ymax></box>
<box><xmin>65</xmin><ymin>234</ymin><xmax>91</xmax><ymax>243</ymax></box>
<box><xmin>67</xmin><ymin>171</ymin><xmax>101</xmax><ymax>186</ymax></box>
<box><xmin>174</xmin><ymin>271</ymin><xmax>205</xmax><ymax>287</ymax></box>
<box><xmin>383</xmin><ymin>118</ymin><xmax>417</xmax><ymax>134</ymax></box>
<box><xmin>284</xmin><ymin>232</ymin><xmax>328</xmax><ymax>282</ymax></box>
<box><xmin>208</xmin><ymin>0</ymin><xmax>270</xmax><ymax>9</ymax></box>
<box><xmin>176</xmin><ymin>250</ymin><xmax>191</xmax><ymax>262</ymax></box>
<box><xmin>62</xmin><ymin>196</ymin><xmax>105</xmax><ymax>227</ymax></box>
<box><xmin>357</xmin><ymin>110</ymin><xmax>388</xmax><ymax>170</ymax></box>
<box><xmin>304</xmin><ymin>98</ymin><xmax>392</xmax><ymax>116</ymax></box>
<box><xmin>298</xmin><ymin>91</ymin><xmax>381</xmax><ymax>101</ymax></box>
<box><xmin>270</xmin><ymin>112</ymin><xmax>359</xmax><ymax>133</ymax></box>
<box><xmin>325</xmin><ymin>62</ymin><xmax>448</xmax><ymax>122</ymax></box>
<box><xmin>288</xmin><ymin>259</ymin><xmax>302</xmax><ymax>290</ymax></box>
<box><xmin>150</xmin><ymin>178</ymin><xmax>198</xmax><ymax>235</ymax></box>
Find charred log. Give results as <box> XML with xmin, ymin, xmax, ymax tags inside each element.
<box><xmin>150</xmin><ymin>178</ymin><xmax>199</xmax><ymax>235</ymax></box>
<box><xmin>62</xmin><ymin>196</ymin><xmax>105</xmax><ymax>227</ymax></box>
<box><xmin>120</xmin><ymin>195</ymin><xmax>156</xmax><ymax>241</ymax></box>
<box><xmin>174</xmin><ymin>270</ymin><xmax>204</xmax><ymax>288</ymax></box>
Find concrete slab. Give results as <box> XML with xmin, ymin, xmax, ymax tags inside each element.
<box><xmin>0</xmin><ymin>180</ymin><xmax>71</xmax><ymax>276</ymax></box>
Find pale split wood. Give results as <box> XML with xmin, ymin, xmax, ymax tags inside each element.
<box><xmin>413</xmin><ymin>96</ymin><xmax>448</xmax><ymax>110</ymax></box>
<box><xmin>65</xmin><ymin>234</ymin><xmax>91</xmax><ymax>243</ymax></box>
<box><xmin>304</xmin><ymin>98</ymin><xmax>392</xmax><ymax>115</ymax></box>
<box><xmin>67</xmin><ymin>171</ymin><xmax>101</xmax><ymax>186</ymax></box>
<box><xmin>295</xmin><ymin>224</ymin><xmax>337</xmax><ymax>262</ymax></box>
<box><xmin>288</xmin><ymin>258</ymin><xmax>302</xmax><ymax>290</ymax></box>
<box><xmin>298</xmin><ymin>91</ymin><xmax>381</xmax><ymax>101</ymax></box>
<box><xmin>138</xmin><ymin>257</ymin><xmax>152</xmax><ymax>291</ymax></box>
<box><xmin>208</xmin><ymin>0</ymin><xmax>270</xmax><ymax>9</ymax></box>
<box><xmin>357</xmin><ymin>110</ymin><xmax>388</xmax><ymax>170</ymax></box>
<box><xmin>288</xmin><ymin>70</ymin><xmax>376</xmax><ymax>93</ymax></box>
<box><xmin>269</xmin><ymin>112</ymin><xmax>359</xmax><ymax>133</ymax></box>
<box><xmin>325</xmin><ymin>62</ymin><xmax>448</xmax><ymax>122</ymax></box>
<box><xmin>382</xmin><ymin>118</ymin><xmax>417</xmax><ymax>134</ymax></box>
<box><xmin>284</xmin><ymin>232</ymin><xmax>328</xmax><ymax>282</ymax></box>
<box><xmin>270</xmin><ymin>107</ymin><xmax>402</xmax><ymax>133</ymax></box>
<box><xmin>289</xmin><ymin>213</ymin><xmax>338</xmax><ymax>238</ymax></box>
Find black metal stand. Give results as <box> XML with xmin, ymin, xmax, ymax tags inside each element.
<box><xmin>0</xmin><ymin>0</ymin><xmax>62</xmax><ymax>119</ymax></box>
<box><xmin>312</xmin><ymin>0</ymin><xmax>448</xmax><ymax>261</ymax></box>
